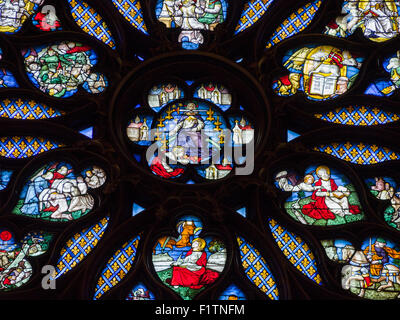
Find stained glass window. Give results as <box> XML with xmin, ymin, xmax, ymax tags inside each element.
<box><xmin>0</xmin><ymin>0</ymin><xmax>399</xmax><ymax>309</ymax></box>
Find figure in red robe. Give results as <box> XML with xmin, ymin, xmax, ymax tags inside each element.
<box><xmin>301</xmin><ymin>165</ymin><xmax>361</xmax><ymax>220</ymax></box>
<box><xmin>166</xmin><ymin>238</ymin><xmax>220</xmax><ymax>289</ymax></box>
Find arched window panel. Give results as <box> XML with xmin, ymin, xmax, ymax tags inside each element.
<box><xmin>110</xmin><ymin>53</ymin><xmax>268</xmax><ymax>185</ymax></box>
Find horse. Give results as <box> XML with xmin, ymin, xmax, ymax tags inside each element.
<box><xmin>341</xmin><ymin>245</ymin><xmax>368</xmax><ymax>298</ymax></box>
<box><xmin>341</xmin><ymin>245</ymin><xmax>400</xmax><ymax>298</ymax></box>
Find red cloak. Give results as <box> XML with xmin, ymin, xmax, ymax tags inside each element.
<box><xmin>170</xmin><ymin>250</ymin><xmax>220</xmax><ymax>289</ymax></box>
<box><xmin>301</xmin><ymin>179</ymin><xmax>360</xmax><ymax>220</ymax></box>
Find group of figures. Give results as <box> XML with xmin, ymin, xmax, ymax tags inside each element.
<box><xmin>23</xmin><ymin>41</ymin><xmax>108</xmax><ymax>98</ymax></box>
<box><xmin>323</xmin><ymin>237</ymin><xmax>400</xmax><ymax>299</ymax></box>
<box><xmin>156</xmin><ymin>0</ymin><xmax>227</xmax><ymax>49</ymax></box>
<box><xmin>0</xmin><ymin>230</ymin><xmax>51</xmax><ymax>291</ymax></box>
<box><xmin>152</xmin><ymin>216</ymin><xmax>226</xmax><ymax>300</ymax></box>
<box><xmin>273</xmin><ymin>45</ymin><xmax>364</xmax><ymax>101</ymax></box>
<box><xmin>128</xmin><ymin>81</ymin><xmax>254</xmax><ymax>182</ymax></box>
<box><xmin>325</xmin><ymin>0</ymin><xmax>400</xmax><ymax>43</ymax></box>
<box><xmin>13</xmin><ymin>162</ymin><xmax>106</xmax><ymax>221</ymax></box>
<box><xmin>275</xmin><ymin>165</ymin><xmax>363</xmax><ymax>226</ymax></box>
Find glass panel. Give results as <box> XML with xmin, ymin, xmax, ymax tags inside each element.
<box><xmin>69</xmin><ymin>0</ymin><xmax>116</xmax><ymax>49</ymax></box>
<box><xmin>314</xmin><ymin>106</ymin><xmax>400</xmax><ymax>126</ymax></box>
<box><xmin>156</xmin><ymin>0</ymin><xmax>228</xmax><ymax>49</ymax></box>
<box><xmin>266</xmin><ymin>0</ymin><xmax>322</xmax><ymax>48</ymax></box>
<box><xmin>126</xmin><ymin>283</ymin><xmax>156</xmax><ymax>300</ymax></box>
<box><xmin>237</xmin><ymin>236</ymin><xmax>279</xmax><ymax>300</ymax></box>
<box><xmin>269</xmin><ymin>218</ymin><xmax>322</xmax><ymax>284</ymax></box>
<box><xmin>54</xmin><ymin>216</ymin><xmax>109</xmax><ymax>279</ymax></box>
<box><xmin>322</xmin><ymin>237</ymin><xmax>400</xmax><ymax>300</ymax></box>
<box><xmin>13</xmin><ymin>163</ymin><xmax>107</xmax><ymax>221</ymax></box>
<box><xmin>0</xmin><ymin>98</ymin><xmax>64</xmax><ymax>120</ymax></box>
<box><xmin>219</xmin><ymin>284</ymin><xmax>247</xmax><ymax>300</ymax></box>
<box><xmin>235</xmin><ymin>0</ymin><xmax>274</xmax><ymax>34</ymax></box>
<box><xmin>273</xmin><ymin>45</ymin><xmax>364</xmax><ymax>101</ymax></box>
<box><xmin>93</xmin><ymin>235</ymin><xmax>141</xmax><ymax>300</ymax></box>
<box><xmin>23</xmin><ymin>42</ymin><xmax>108</xmax><ymax>98</ymax></box>
<box><xmin>324</xmin><ymin>0</ymin><xmax>400</xmax><ymax>42</ymax></box>
<box><xmin>112</xmin><ymin>0</ymin><xmax>148</xmax><ymax>34</ymax></box>
<box><xmin>274</xmin><ymin>165</ymin><xmax>364</xmax><ymax>226</ymax></box>
<box><xmin>152</xmin><ymin>216</ymin><xmax>226</xmax><ymax>300</ymax></box>
<box><xmin>33</xmin><ymin>5</ymin><xmax>62</xmax><ymax>32</ymax></box>
<box><xmin>0</xmin><ymin>136</ymin><xmax>64</xmax><ymax>159</ymax></box>
<box><xmin>0</xmin><ymin>230</ymin><xmax>52</xmax><ymax>291</ymax></box>
<box><xmin>313</xmin><ymin>142</ymin><xmax>400</xmax><ymax>164</ymax></box>
<box><xmin>0</xmin><ymin>0</ymin><xmax>41</xmax><ymax>33</ymax></box>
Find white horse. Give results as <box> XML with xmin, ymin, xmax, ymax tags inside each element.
<box><xmin>341</xmin><ymin>245</ymin><xmax>400</xmax><ymax>298</ymax></box>
<box><xmin>341</xmin><ymin>245</ymin><xmax>368</xmax><ymax>297</ymax></box>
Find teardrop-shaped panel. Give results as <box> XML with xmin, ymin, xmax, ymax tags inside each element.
<box><xmin>93</xmin><ymin>235</ymin><xmax>141</xmax><ymax>300</ymax></box>
<box><xmin>237</xmin><ymin>236</ymin><xmax>279</xmax><ymax>300</ymax></box>
<box><xmin>53</xmin><ymin>216</ymin><xmax>109</xmax><ymax>279</ymax></box>
<box><xmin>111</xmin><ymin>0</ymin><xmax>148</xmax><ymax>34</ymax></box>
<box><xmin>219</xmin><ymin>284</ymin><xmax>247</xmax><ymax>300</ymax></box>
<box><xmin>314</xmin><ymin>106</ymin><xmax>400</xmax><ymax>126</ymax></box>
<box><xmin>0</xmin><ymin>1</ymin><xmax>41</xmax><ymax>34</ymax></box>
<box><xmin>269</xmin><ymin>218</ymin><xmax>322</xmax><ymax>284</ymax></box>
<box><xmin>69</xmin><ymin>0</ymin><xmax>116</xmax><ymax>49</ymax></box>
<box><xmin>266</xmin><ymin>0</ymin><xmax>322</xmax><ymax>48</ymax></box>
<box><xmin>235</xmin><ymin>0</ymin><xmax>275</xmax><ymax>34</ymax></box>
<box><xmin>0</xmin><ymin>98</ymin><xmax>65</xmax><ymax>120</ymax></box>
<box><xmin>13</xmin><ymin>162</ymin><xmax>107</xmax><ymax>221</ymax></box>
<box><xmin>126</xmin><ymin>283</ymin><xmax>156</xmax><ymax>300</ymax></box>
<box><xmin>313</xmin><ymin>142</ymin><xmax>400</xmax><ymax>165</ymax></box>
<box><xmin>0</xmin><ymin>136</ymin><xmax>64</xmax><ymax>159</ymax></box>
